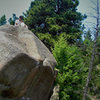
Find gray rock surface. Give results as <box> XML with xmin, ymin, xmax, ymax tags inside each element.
<box><xmin>50</xmin><ymin>85</ymin><xmax>59</xmax><ymax>100</ymax></box>
<box><xmin>0</xmin><ymin>25</ymin><xmax>57</xmax><ymax>100</ymax></box>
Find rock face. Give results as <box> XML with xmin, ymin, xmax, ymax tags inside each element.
<box><xmin>50</xmin><ymin>85</ymin><xmax>59</xmax><ymax>100</ymax></box>
<box><xmin>0</xmin><ymin>25</ymin><xmax>57</xmax><ymax>100</ymax></box>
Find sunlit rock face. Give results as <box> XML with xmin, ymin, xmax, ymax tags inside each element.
<box><xmin>0</xmin><ymin>25</ymin><xmax>57</xmax><ymax>100</ymax></box>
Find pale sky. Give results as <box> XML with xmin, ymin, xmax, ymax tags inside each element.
<box><xmin>0</xmin><ymin>0</ymin><xmax>99</xmax><ymax>29</ymax></box>
<box><xmin>0</xmin><ymin>0</ymin><xmax>32</xmax><ymax>20</ymax></box>
<box><xmin>78</xmin><ymin>0</ymin><xmax>99</xmax><ymax>30</ymax></box>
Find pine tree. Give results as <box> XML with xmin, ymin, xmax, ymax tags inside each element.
<box><xmin>8</xmin><ymin>14</ymin><xmax>18</xmax><ymax>25</ymax></box>
<box><xmin>0</xmin><ymin>15</ymin><xmax>7</xmax><ymax>26</ymax></box>
<box><xmin>52</xmin><ymin>35</ymin><xmax>84</xmax><ymax>100</ymax></box>
<box><xmin>24</xmin><ymin>0</ymin><xmax>86</xmax><ymax>46</ymax></box>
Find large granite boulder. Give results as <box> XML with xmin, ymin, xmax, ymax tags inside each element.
<box><xmin>0</xmin><ymin>25</ymin><xmax>57</xmax><ymax>100</ymax></box>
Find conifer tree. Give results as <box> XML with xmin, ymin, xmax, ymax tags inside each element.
<box><xmin>0</xmin><ymin>15</ymin><xmax>7</xmax><ymax>26</ymax></box>
<box><xmin>24</xmin><ymin>0</ymin><xmax>86</xmax><ymax>46</ymax></box>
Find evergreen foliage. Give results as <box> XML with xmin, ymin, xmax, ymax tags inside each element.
<box><xmin>52</xmin><ymin>36</ymin><xmax>85</xmax><ymax>100</ymax></box>
<box><xmin>0</xmin><ymin>15</ymin><xmax>7</xmax><ymax>26</ymax></box>
<box><xmin>24</xmin><ymin>0</ymin><xmax>86</xmax><ymax>45</ymax></box>
<box><xmin>8</xmin><ymin>14</ymin><xmax>18</xmax><ymax>25</ymax></box>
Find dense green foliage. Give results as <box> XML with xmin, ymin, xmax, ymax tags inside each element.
<box><xmin>52</xmin><ymin>32</ymin><xmax>100</xmax><ymax>100</ymax></box>
<box><xmin>24</xmin><ymin>0</ymin><xmax>86</xmax><ymax>46</ymax></box>
<box><xmin>0</xmin><ymin>15</ymin><xmax>7</xmax><ymax>26</ymax></box>
<box><xmin>8</xmin><ymin>14</ymin><xmax>18</xmax><ymax>25</ymax></box>
<box><xmin>89</xmin><ymin>37</ymin><xmax>100</xmax><ymax>98</ymax></box>
<box><xmin>52</xmin><ymin>36</ymin><xmax>85</xmax><ymax>100</ymax></box>
<box><xmin>81</xmin><ymin>31</ymin><xmax>100</xmax><ymax>99</ymax></box>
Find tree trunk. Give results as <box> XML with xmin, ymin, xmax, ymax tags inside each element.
<box><xmin>83</xmin><ymin>0</ymin><xmax>99</xmax><ymax>100</ymax></box>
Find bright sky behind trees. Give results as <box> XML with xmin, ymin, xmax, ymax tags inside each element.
<box><xmin>0</xmin><ymin>0</ymin><xmax>31</xmax><ymax>20</ymax></box>
<box><xmin>0</xmin><ymin>0</ymin><xmax>99</xmax><ymax>29</ymax></box>
<box><xmin>78</xmin><ymin>0</ymin><xmax>100</xmax><ymax>30</ymax></box>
